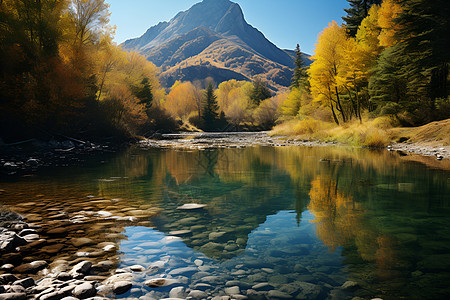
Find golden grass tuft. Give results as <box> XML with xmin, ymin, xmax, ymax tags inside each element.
<box><xmin>272</xmin><ymin>117</ymin><xmax>393</xmax><ymax>148</ymax></box>
<box><xmin>271</xmin><ymin>118</ymin><xmax>333</xmax><ymax>138</ymax></box>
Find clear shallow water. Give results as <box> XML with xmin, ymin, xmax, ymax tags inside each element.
<box><xmin>1</xmin><ymin>145</ymin><xmax>450</xmax><ymax>299</ymax></box>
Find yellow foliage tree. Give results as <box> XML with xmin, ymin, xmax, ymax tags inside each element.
<box><xmin>309</xmin><ymin>21</ymin><xmax>349</xmax><ymax>124</ymax></box>
<box><xmin>377</xmin><ymin>0</ymin><xmax>402</xmax><ymax>48</ymax></box>
<box><xmin>279</xmin><ymin>88</ymin><xmax>302</xmax><ymax>119</ymax></box>
<box><xmin>164</xmin><ymin>81</ymin><xmax>200</xmax><ymax>121</ymax></box>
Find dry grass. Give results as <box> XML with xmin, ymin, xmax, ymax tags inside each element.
<box><xmin>271</xmin><ymin>117</ymin><xmax>394</xmax><ymax>148</ymax></box>
<box><xmin>390</xmin><ymin>118</ymin><xmax>450</xmax><ymax>146</ymax></box>
<box><xmin>271</xmin><ymin>118</ymin><xmax>333</xmax><ymax>138</ymax></box>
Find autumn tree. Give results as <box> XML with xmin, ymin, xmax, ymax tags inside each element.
<box><xmin>253</xmin><ymin>94</ymin><xmax>285</xmax><ymax>129</ymax></box>
<box><xmin>279</xmin><ymin>88</ymin><xmax>302</xmax><ymax>119</ymax></box>
<box><xmin>377</xmin><ymin>0</ymin><xmax>402</xmax><ymax>48</ymax></box>
<box><xmin>164</xmin><ymin>81</ymin><xmax>199</xmax><ymax>122</ymax></box>
<box><xmin>309</xmin><ymin>21</ymin><xmax>349</xmax><ymax>124</ymax></box>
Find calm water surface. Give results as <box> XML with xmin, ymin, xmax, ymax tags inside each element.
<box><xmin>1</xmin><ymin>145</ymin><xmax>449</xmax><ymax>299</ymax></box>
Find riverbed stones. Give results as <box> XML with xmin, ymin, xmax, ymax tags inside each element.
<box><xmin>225</xmin><ymin>286</ymin><xmax>240</xmax><ymax>295</ymax></box>
<box><xmin>295</xmin><ymin>282</ymin><xmax>325</xmax><ymax>300</ymax></box>
<box><xmin>104</xmin><ymin>273</ymin><xmax>133</xmax><ymax>285</ymax></box>
<box><xmin>168</xmin><ymin>266</ymin><xmax>197</xmax><ymax>276</ymax></box>
<box><xmin>0</xmin><ymin>274</ymin><xmax>18</xmax><ymax>285</ymax></box>
<box><xmin>267</xmin><ymin>290</ymin><xmax>292</xmax><ymax>299</ymax></box>
<box><xmin>144</xmin><ymin>278</ymin><xmax>180</xmax><ymax>288</ymax></box>
<box><xmin>69</xmin><ymin>261</ymin><xmax>91</xmax><ymax>277</ymax></box>
<box><xmin>113</xmin><ymin>281</ymin><xmax>132</xmax><ymax>295</ymax></box>
<box><xmin>252</xmin><ymin>283</ymin><xmax>273</xmax><ymax>291</ymax></box>
<box><xmin>341</xmin><ymin>280</ymin><xmax>360</xmax><ymax>291</ymax></box>
<box><xmin>13</xmin><ymin>277</ymin><xmax>34</xmax><ymax>289</ymax></box>
<box><xmin>72</xmin><ymin>282</ymin><xmax>96</xmax><ymax>299</ymax></box>
<box><xmin>13</xmin><ymin>260</ymin><xmax>48</xmax><ymax>274</ymax></box>
<box><xmin>188</xmin><ymin>290</ymin><xmax>208</xmax><ymax>299</ymax></box>
<box><xmin>176</xmin><ymin>203</ymin><xmax>207</xmax><ymax>210</ymax></box>
<box><xmin>209</xmin><ymin>231</ymin><xmax>227</xmax><ymax>241</ymax></box>
<box><xmin>0</xmin><ymin>231</ymin><xmax>27</xmax><ymax>252</ymax></box>
<box><xmin>0</xmin><ymin>293</ymin><xmax>27</xmax><ymax>300</ymax></box>
<box><xmin>71</xmin><ymin>238</ymin><xmax>95</xmax><ymax>247</ymax></box>
<box><xmin>128</xmin><ymin>264</ymin><xmax>145</xmax><ymax>272</ymax></box>
<box><xmin>56</xmin><ymin>272</ymin><xmax>72</xmax><ymax>281</ymax></box>
<box><xmin>169</xmin><ymin>286</ymin><xmax>186</xmax><ymax>298</ymax></box>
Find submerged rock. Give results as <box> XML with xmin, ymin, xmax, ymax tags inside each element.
<box><xmin>113</xmin><ymin>281</ymin><xmax>132</xmax><ymax>295</ymax></box>
<box><xmin>176</xmin><ymin>203</ymin><xmax>207</xmax><ymax>210</ymax></box>
<box><xmin>144</xmin><ymin>278</ymin><xmax>181</xmax><ymax>288</ymax></box>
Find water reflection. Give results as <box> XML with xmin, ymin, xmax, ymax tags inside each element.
<box><xmin>1</xmin><ymin>145</ymin><xmax>449</xmax><ymax>299</ymax></box>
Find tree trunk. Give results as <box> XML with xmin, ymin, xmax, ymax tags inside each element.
<box><xmin>335</xmin><ymin>86</ymin><xmax>346</xmax><ymax>122</ymax></box>
<box><xmin>330</xmin><ymin>100</ymin><xmax>340</xmax><ymax>125</ymax></box>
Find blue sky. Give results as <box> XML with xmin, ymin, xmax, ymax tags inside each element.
<box><xmin>106</xmin><ymin>0</ymin><xmax>350</xmax><ymax>55</ymax></box>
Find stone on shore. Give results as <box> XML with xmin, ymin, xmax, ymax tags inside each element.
<box><xmin>13</xmin><ymin>260</ymin><xmax>48</xmax><ymax>274</ymax></box>
<box><xmin>72</xmin><ymin>282</ymin><xmax>96</xmax><ymax>299</ymax></box>
<box><xmin>0</xmin><ymin>293</ymin><xmax>27</xmax><ymax>300</ymax></box>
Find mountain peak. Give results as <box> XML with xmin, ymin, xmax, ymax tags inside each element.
<box><xmin>122</xmin><ymin>0</ymin><xmax>298</xmax><ymax>90</ymax></box>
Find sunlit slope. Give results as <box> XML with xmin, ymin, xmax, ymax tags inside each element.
<box><xmin>122</xmin><ymin>0</ymin><xmax>311</xmax><ymax>90</ymax></box>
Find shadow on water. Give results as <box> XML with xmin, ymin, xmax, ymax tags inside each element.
<box><xmin>1</xmin><ymin>145</ymin><xmax>449</xmax><ymax>299</ymax></box>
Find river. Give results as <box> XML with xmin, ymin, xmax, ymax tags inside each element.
<box><xmin>1</xmin><ymin>136</ymin><xmax>449</xmax><ymax>299</ymax></box>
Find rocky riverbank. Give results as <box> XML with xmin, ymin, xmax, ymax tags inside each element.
<box><xmin>2</xmin><ymin>132</ymin><xmax>447</xmax><ymax>177</ymax></box>
<box><xmin>141</xmin><ymin>131</ymin><xmax>449</xmax><ymax>161</ymax></box>
<box><xmin>0</xmin><ymin>195</ymin><xmax>160</xmax><ymax>300</ymax></box>
<box><xmin>0</xmin><ymin>138</ymin><xmax>122</xmax><ymax>176</ymax></box>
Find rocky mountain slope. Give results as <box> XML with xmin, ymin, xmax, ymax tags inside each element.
<box><xmin>122</xmin><ymin>0</ymin><xmax>310</xmax><ymax>90</ymax></box>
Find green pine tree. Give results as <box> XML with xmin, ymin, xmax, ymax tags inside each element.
<box><xmin>202</xmin><ymin>82</ymin><xmax>219</xmax><ymax>131</ymax></box>
<box><xmin>342</xmin><ymin>0</ymin><xmax>382</xmax><ymax>37</ymax></box>
<box><xmin>369</xmin><ymin>46</ymin><xmax>408</xmax><ymax>115</ymax></box>
<box><xmin>249</xmin><ymin>78</ymin><xmax>272</xmax><ymax>106</ymax></box>
<box><xmin>291</xmin><ymin>44</ymin><xmax>309</xmax><ymax>90</ymax></box>
<box><xmin>394</xmin><ymin>0</ymin><xmax>449</xmax><ymax>110</ymax></box>
<box><xmin>134</xmin><ymin>77</ymin><xmax>153</xmax><ymax>110</ymax></box>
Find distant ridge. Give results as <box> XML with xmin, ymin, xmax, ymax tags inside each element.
<box><xmin>122</xmin><ymin>0</ymin><xmax>311</xmax><ymax>90</ymax></box>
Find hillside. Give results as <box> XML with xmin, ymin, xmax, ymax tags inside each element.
<box><xmin>122</xmin><ymin>0</ymin><xmax>310</xmax><ymax>90</ymax></box>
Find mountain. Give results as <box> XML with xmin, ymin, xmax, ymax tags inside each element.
<box><xmin>122</xmin><ymin>0</ymin><xmax>310</xmax><ymax>90</ymax></box>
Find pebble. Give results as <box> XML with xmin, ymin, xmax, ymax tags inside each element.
<box><xmin>252</xmin><ymin>282</ymin><xmax>273</xmax><ymax>291</ymax></box>
<box><xmin>267</xmin><ymin>290</ymin><xmax>292</xmax><ymax>299</ymax></box>
<box><xmin>128</xmin><ymin>264</ymin><xmax>146</xmax><ymax>272</ymax></box>
<box><xmin>168</xmin><ymin>266</ymin><xmax>198</xmax><ymax>276</ymax></box>
<box><xmin>169</xmin><ymin>286</ymin><xmax>186</xmax><ymax>298</ymax></box>
<box><xmin>188</xmin><ymin>290</ymin><xmax>208</xmax><ymax>299</ymax></box>
<box><xmin>225</xmin><ymin>286</ymin><xmax>240</xmax><ymax>295</ymax></box>
<box><xmin>0</xmin><ymin>293</ymin><xmax>27</xmax><ymax>300</ymax></box>
<box><xmin>71</xmin><ymin>238</ymin><xmax>95</xmax><ymax>247</ymax></box>
<box><xmin>341</xmin><ymin>281</ymin><xmax>360</xmax><ymax>291</ymax></box>
<box><xmin>69</xmin><ymin>261</ymin><xmax>92</xmax><ymax>276</ymax></box>
<box><xmin>0</xmin><ymin>274</ymin><xmax>18</xmax><ymax>285</ymax></box>
<box><xmin>72</xmin><ymin>282</ymin><xmax>96</xmax><ymax>299</ymax></box>
<box><xmin>176</xmin><ymin>203</ymin><xmax>207</xmax><ymax>210</ymax></box>
<box><xmin>13</xmin><ymin>277</ymin><xmax>34</xmax><ymax>288</ymax></box>
<box><xmin>113</xmin><ymin>281</ymin><xmax>133</xmax><ymax>295</ymax></box>
<box><xmin>144</xmin><ymin>278</ymin><xmax>180</xmax><ymax>288</ymax></box>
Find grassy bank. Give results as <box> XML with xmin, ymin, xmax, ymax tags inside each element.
<box><xmin>270</xmin><ymin>118</ymin><xmax>450</xmax><ymax>148</ymax></box>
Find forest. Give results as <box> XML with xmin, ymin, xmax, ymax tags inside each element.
<box><xmin>0</xmin><ymin>0</ymin><xmax>449</xmax><ymax>144</ymax></box>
